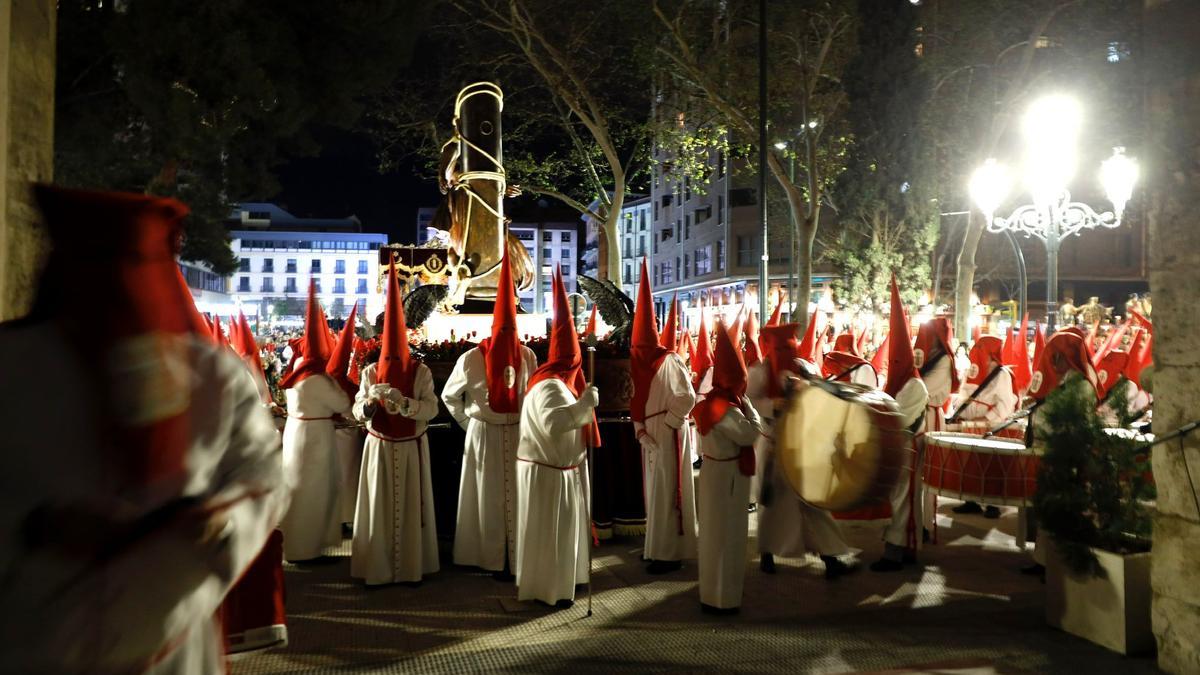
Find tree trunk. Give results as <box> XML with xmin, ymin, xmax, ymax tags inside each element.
<box><xmin>604</xmin><ymin>187</ymin><xmax>625</xmax><ymax>285</ymax></box>
<box><xmin>954</xmin><ymin>211</ymin><xmax>984</xmax><ymax>341</ymax></box>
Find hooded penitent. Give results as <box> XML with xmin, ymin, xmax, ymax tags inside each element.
<box><xmin>759</xmin><ymin>324</ymin><xmax>801</xmax><ymax>399</ymax></box>
<box><xmin>833</xmin><ymin>332</ymin><xmax>858</xmax><ymax>356</ymax></box>
<box><xmin>882</xmin><ymin>277</ymin><xmax>919</xmax><ymax>398</ymax></box>
<box><xmin>965</xmin><ymin>335</ymin><xmax>1005</xmax><ymax>386</ymax></box>
<box><xmin>325</xmin><ymin>301</ymin><xmax>360</xmax><ymax>399</ymax></box>
<box><xmin>33</xmin><ymin>186</ymin><xmax>203</xmax><ymax>488</ymax></box>
<box><xmin>631</xmin><ymin>258</ymin><xmax>674</xmax><ymax>423</ymax></box>
<box><xmin>678</xmin><ymin>330</ymin><xmax>694</xmax><ymax>360</ymax></box>
<box><xmin>528</xmin><ymin>266</ymin><xmax>600</xmax><ymax>447</ymax></box>
<box><xmin>692</xmin><ymin>319</ymin><xmax>756</xmax><ymax>477</ymax></box>
<box><xmin>478</xmin><ymin>253</ymin><xmax>523</xmax><ymax>414</ymax></box>
<box><xmin>373</xmin><ymin>265</ymin><xmax>420</xmax><ymax>438</ymax></box>
<box><xmin>870</xmin><ymin>332</ymin><xmax>891</xmax><ymax>382</ymax></box>
<box><xmin>583</xmin><ymin>303</ymin><xmax>599</xmax><ymax>339</ymax></box>
<box><xmin>235</xmin><ymin>310</ymin><xmax>271</xmax><ymax>403</ymax></box>
<box><xmin>1031</xmin><ymin>322</ymin><xmax>1047</xmax><ymax>378</ymax></box>
<box><xmin>821</xmin><ymin>350</ymin><xmax>874</xmax><ymax>383</ymax></box>
<box><xmin>797</xmin><ymin>308</ymin><xmax>821</xmax><ymax>365</ymax></box>
<box><xmin>1094</xmin><ymin>349</ymin><xmax>1130</xmax><ymax>401</ymax></box>
<box><xmin>766</xmin><ymin>290</ymin><xmax>783</xmax><ymax>326</ymax></box>
<box><xmin>913</xmin><ymin>317</ymin><xmax>958</xmax><ymax>394</ymax></box>
<box><xmin>1029</xmin><ymin>329</ymin><xmax>1099</xmax><ymax>401</ymax></box>
<box><xmin>279</xmin><ymin>280</ymin><xmax>334</xmax><ymax>390</ymax></box>
<box><xmin>1007</xmin><ymin>314</ymin><xmax>1033</xmax><ymax>394</ymax></box>
<box><xmin>660</xmin><ymin>294</ymin><xmax>679</xmax><ymax>351</ymax></box>
<box><xmin>691</xmin><ymin>297</ymin><xmax>714</xmax><ymax>390</ymax></box>
<box><xmin>742</xmin><ymin>307</ymin><xmax>763</xmax><ymax>367</ymax></box>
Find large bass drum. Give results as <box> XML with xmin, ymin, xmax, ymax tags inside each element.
<box><xmin>775</xmin><ymin>379</ymin><xmax>911</xmax><ymax>512</ymax></box>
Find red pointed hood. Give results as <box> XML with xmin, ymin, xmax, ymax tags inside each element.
<box><xmin>833</xmin><ymin>332</ymin><xmax>858</xmax><ymax>356</ymax></box>
<box><xmin>883</xmin><ymin>278</ymin><xmax>918</xmax><ymax>398</ymax></box>
<box><xmin>760</xmin><ymin>323</ymin><xmax>800</xmax><ymax>399</ymax></box>
<box><xmin>211</xmin><ymin>314</ymin><xmax>231</xmax><ymax>349</ymax></box>
<box><xmin>529</xmin><ymin>267</ymin><xmax>600</xmax><ymax>446</ymax></box>
<box><xmin>822</xmin><ymin>350</ymin><xmax>874</xmax><ymax>383</ymax></box>
<box><xmin>1124</xmin><ymin>327</ymin><xmax>1153</xmax><ymax>390</ymax></box>
<box><xmin>280</xmin><ymin>279</ymin><xmax>334</xmax><ymax>389</ymax></box>
<box><xmin>326</xmin><ymin>301</ymin><xmax>360</xmax><ymax>398</ymax></box>
<box><xmin>1029</xmin><ymin>329</ymin><xmax>1099</xmax><ymax>401</ymax></box>
<box><xmin>1008</xmin><ymin>314</ymin><xmax>1033</xmax><ymax>394</ymax></box>
<box><xmin>914</xmin><ymin>317</ymin><xmax>957</xmax><ymax>392</ymax></box>
<box><xmin>1032</xmin><ymin>322</ymin><xmax>1047</xmax><ymax>377</ymax></box>
<box><xmin>584</xmin><ymin>303</ymin><xmax>599</xmax><ymax>338</ymax></box>
<box><xmin>726</xmin><ymin>305</ymin><xmax>745</xmax><ymax>342</ymax></box>
<box><xmin>33</xmin><ymin>186</ymin><xmax>203</xmax><ymax>488</ymax></box>
<box><xmin>175</xmin><ymin>267</ymin><xmax>216</xmax><ymax>341</ymax></box>
<box><xmin>660</xmin><ymin>294</ymin><xmax>679</xmax><ymax>351</ymax></box>
<box><xmin>1094</xmin><ymin>320</ymin><xmax>1129</xmax><ymax>366</ymax></box>
<box><xmin>767</xmin><ymin>290</ymin><xmax>783</xmax><ymax>326</ymax></box>
<box><xmin>870</xmin><ymin>332</ymin><xmax>891</xmax><ymax>380</ymax></box>
<box><xmin>630</xmin><ymin>258</ymin><xmax>673</xmax><ymax>422</ymax></box>
<box><xmin>1095</xmin><ymin>349</ymin><xmax>1130</xmax><ymax>400</ymax></box>
<box><xmin>226</xmin><ymin>314</ymin><xmax>242</xmax><ymax>349</ymax></box>
<box><xmin>678</xmin><ymin>330</ymin><xmax>695</xmax><ymax>360</ymax></box>
<box><xmin>856</xmin><ymin>328</ymin><xmax>869</xmax><ymax>356</ymax></box>
<box><xmin>691</xmin><ymin>297</ymin><xmax>714</xmax><ymax>389</ymax></box>
<box><xmin>797</xmin><ymin>308</ymin><xmax>821</xmax><ymax>363</ymax></box>
<box><xmin>478</xmin><ymin>252</ymin><xmax>523</xmax><ymax>414</ymax></box>
<box><xmin>233</xmin><ymin>311</ymin><xmax>270</xmax><ymax>403</ymax></box>
<box><xmin>372</xmin><ymin>265</ymin><xmax>420</xmax><ymax>438</ymax></box>
<box><xmin>743</xmin><ymin>307</ymin><xmax>763</xmax><ymax>367</ymax></box>
<box><xmin>694</xmin><ymin>318</ymin><xmax>749</xmax><ymax>435</ymax></box>
<box><xmin>966</xmin><ymin>335</ymin><xmax>1005</xmax><ymax>386</ymax></box>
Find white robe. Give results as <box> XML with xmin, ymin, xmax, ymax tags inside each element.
<box><xmin>515</xmin><ymin>378</ymin><xmax>595</xmax><ymax>604</ymax></box>
<box><xmin>351</xmin><ymin>362</ymin><xmax>440</xmax><ymax>584</ymax></box>
<box><xmin>883</xmin><ymin>376</ymin><xmax>931</xmax><ymax>550</ymax></box>
<box><xmin>442</xmin><ymin>345</ymin><xmax>537</xmax><ymax>571</ymax></box>
<box><xmin>336</xmin><ymin>426</ymin><xmax>364</xmax><ymax>525</ymax></box>
<box><xmin>0</xmin><ymin>325</ymin><xmax>284</xmax><ymax>674</ymax></box>
<box><xmin>634</xmin><ymin>353</ymin><xmax>699</xmax><ymax>562</ymax></box>
<box><xmin>917</xmin><ymin>357</ymin><xmax>953</xmax><ymax>530</ymax></box>
<box><xmin>748</xmin><ymin>362</ymin><xmax>850</xmax><ymax>558</ymax></box>
<box><xmin>952</xmin><ymin>367</ymin><xmax>1018</xmax><ymax>426</ymax></box>
<box><xmin>698</xmin><ymin>402</ymin><xmax>763</xmax><ymax>609</ymax></box>
<box><xmin>279</xmin><ymin>370</ymin><xmax>352</xmax><ymax>561</ymax></box>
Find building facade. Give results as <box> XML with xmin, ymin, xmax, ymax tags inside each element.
<box><xmin>227</xmin><ymin>204</ymin><xmax>388</xmax><ymax>323</ymax></box>
<box><xmin>617</xmin><ymin>196</ymin><xmax>651</xmax><ymax>298</ymax></box>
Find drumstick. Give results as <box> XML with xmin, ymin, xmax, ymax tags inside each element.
<box><xmin>584</xmin><ymin>329</ymin><xmax>597</xmax><ymax>618</ymax></box>
<box><xmin>983</xmin><ymin>403</ymin><xmax>1039</xmax><ymax>438</ymax></box>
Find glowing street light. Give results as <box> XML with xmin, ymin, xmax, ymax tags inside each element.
<box><xmin>969</xmin><ymin>94</ymin><xmax>1137</xmax><ymax>331</ymax></box>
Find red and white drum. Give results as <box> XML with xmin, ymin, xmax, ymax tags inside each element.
<box><xmin>945</xmin><ymin>419</ymin><xmax>1027</xmax><ymax>441</ymax></box>
<box><xmin>923</xmin><ymin>432</ymin><xmax>1039</xmax><ymax>507</ymax></box>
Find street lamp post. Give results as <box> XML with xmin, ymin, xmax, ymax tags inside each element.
<box><xmin>969</xmin><ymin>95</ymin><xmax>1138</xmax><ymax>333</ymax></box>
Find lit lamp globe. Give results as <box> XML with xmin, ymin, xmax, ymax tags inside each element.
<box><xmin>1021</xmin><ymin>94</ymin><xmax>1082</xmax><ymax>208</ymax></box>
<box><xmin>1100</xmin><ymin>146</ymin><xmax>1139</xmax><ymax>220</ymax></box>
<box><xmin>969</xmin><ymin>158</ymin><xmax>1011</xmax><ymax>225</ymax></box>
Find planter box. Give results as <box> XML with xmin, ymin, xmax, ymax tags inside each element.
<box><xmin>1045</xmin><ymin>539</ymin><xmax>1153</xmax><ymax>655</ymax></box>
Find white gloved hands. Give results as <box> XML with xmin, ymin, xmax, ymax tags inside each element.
<box><xmin>577</xmin><ymin>385</ymin><xmax>600</xmax><ymax>409</ymax></box>
<box><xmin>637</xmin><ymin>429</ymin><xmax>660</xmax><ymax>454</ymax></box>
<box><xmin>369</xmin><ymin>383</ymin><xmax>392</xmax><ymax>402</ymax></box>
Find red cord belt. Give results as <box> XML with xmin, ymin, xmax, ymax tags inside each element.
<box><xmin>516</xmin><ymin>457</ymin><xmax>581</xmax><ymax>471</ymax></box>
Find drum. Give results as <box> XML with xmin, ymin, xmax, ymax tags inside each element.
<box><xmin>947</xmin><ymin>419</ymin><xmax>1027</xmax><ymax>441</ymax></box>
<box><xmin>924</xmin><ymin>432</ymin><xmax>1039</xmax><ymax>506</ymax></box>
<box><xmin>776</xmin><ymin>379</ymin><xmax>910</xmax><ymax>512</ymax></box>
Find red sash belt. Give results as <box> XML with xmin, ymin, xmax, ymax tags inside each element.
<box><xmin>517</xmin><ymin>457</ymin><xmax>581</xmax><ymax>471</ymax></box>
<box><xmin>367</xmin><ymin>428</ymin><xmax>428</xmax><ymax>527</ymax></box>
<box><xmin>643</xmin><ymin>409</ymin><xmax>668</xmax><ymax>421</ymax></box>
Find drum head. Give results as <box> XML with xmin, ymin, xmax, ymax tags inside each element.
<box><xmin>776</xmin><ymin>381</ymin><xmax>907</xmax><ymax>511</ymax></box>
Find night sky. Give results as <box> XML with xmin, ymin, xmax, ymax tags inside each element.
<box><xmin>272</xmin><ymin>127</ymin><xmax>437</xmax><ymax>245</ymax></box>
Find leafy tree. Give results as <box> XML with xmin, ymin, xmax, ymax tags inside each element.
<box><xmin>54</xmin><ymin>0</ymin><xmax>428</xmax><ymax>274</ymax></box>
<box><xmin>825</xmin><ymin>0</ymin><xmax>936</xmax><ymax>313</ymax></box>
<box><xmin>651</xmin><ymin>0</ymin><xmax>857</xmax><ymax>332</ymax></box>
<box><xmin>369</xmin><ymin>0</ymin><xmax>657</xmax><ymax>285</ymax></box>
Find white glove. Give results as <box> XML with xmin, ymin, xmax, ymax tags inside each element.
<box><xmin>577</xmin><ymin>385</ymin><xmax>600</xmax><ymax>409</ymax></box>
<box><xmin>637</xmin><ymin>430</ymin><xmax>660</xmax><ymax>454</ymax></box>
<box><xmin>369</xmin><ymin>383</ymin><xmax>392</xmax><ymax>402</ymax></box>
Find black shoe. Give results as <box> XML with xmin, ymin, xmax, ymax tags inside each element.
<box><xmin>693</xmin><ymin>458</ymin><xmax>704</xmax><ymax>470</ymax></box>
<box><xmin>491</xmin><ymin>569</ymin><xmax>515</xmax><ymax>582</ymax></box>
<box><xmin>821</xmin><ymin>555</ymin><xmax>857</xmax><ymax>580</ymax></box>
<box><xmin>341</xmin><ymin>523</ymin><xmax>353</xmax><ymax>537</ymax></box>
<box><xmin>759</xmin><ymin>553</ymin><xmax>776</xmax><ymax>574</ymax></box>
<box><xmin>922</xmin><ymin>527</ymin><xmax>931</xmax><ymax>544</ymax></box>
<box><xmin>984</xmin><ymin>505</ymin><xmax>1002</xmax><ymax>519</ymax></box>
<box><xmin>700</xmin><ymin>602</ymin><xmax>740</xmax><ymax>615</ymax></box>
<box><xmin>869</xmin><ymin>558</ymin><xmax>905</xmax><ymax>573</ymax></box>
<box><xmin>554</xmin><ymin>599</ymin><xmax>574</xmax><ymax>609</ymax></box>
<box><xmin>953</xmin><ymin>501</ymin><xmax>983</xmax><ymax>514</ymax></box>
<box><xmin>647</xmin><ymin>559</ymin><xmax>682</xmax><ymax>575</ymax></box>
<box><xmin>1020</xmin><ymin>563</ymin><xmax>1046</xmax><ymax>576</ymax></box>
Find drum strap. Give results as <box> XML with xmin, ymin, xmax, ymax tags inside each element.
<box><xmin>947</xmin><ymin>366</ymin><xmax>1005</xmax><ymax>422</ymax></box>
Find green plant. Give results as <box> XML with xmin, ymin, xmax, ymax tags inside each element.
<box><xmin>1033</xmin><ymin>374</ymin><xmax>1154</xmax><ymax>576</ymax></box>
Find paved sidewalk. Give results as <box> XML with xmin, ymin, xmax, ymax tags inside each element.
<box><xmin>233</xmin><ymin>502</ymin><xmax>1160</xmax><ymax>674</ymax></box>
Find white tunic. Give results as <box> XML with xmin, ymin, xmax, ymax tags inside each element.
<box><xmin>336</xmin><ymin>426</ymin><xmax>364</xmax><ymax>525</ymax></box>
<box><xmin>633</xmin><ymin>354</ymin><xmax>699</xmax><ymax>561</ymax></box>
<box><xmin>351</xmin><ymin>363</ymin><xmax>440</xmax><ymax>584</ymax></box>
<box><xmin>698</xmin><ymin>403</ymin><xmax>762</xmax><ymax>609</ymax></box>
<box><xmin>279</xmin><ymin>370</ymin><xmax>352</xmax><ymax>561</ymax></box>
<box><xmin>883</xmin><ymin>376</ymin><xmax>930</xmax><ymax>549</ymax></box>
<box><xmin>0</xmin><ymin>325</ymin><xmax>284</xmax><ymax>674</ymax></box>
<box><xmin>514</xmin><ymin>378</ymin><xmax>595</xmax><ymax>604</ymax></box>
<box><xmin>952</xmin><ymin>368</ymin><xmax>1018</xmax><ymax>425</ymax></box>
<box><xmin>748</xmin><ymin>362</ymin><xmax>850</xmax><ymax>558</ymax></box>
<box><xmin>441</xmin><ymin>345</ymin><xmax>537</xmax><ymax>571</ymax></box>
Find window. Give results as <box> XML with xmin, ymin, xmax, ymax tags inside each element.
<box><xmin>313</xmin><ymin>280</ymin><xmax>322</xmax><ymax>293</ymax></box>
<box><xmin>543</xmin><ymin>232</ymin><xmax>553</xmax><ymax>242</ymax></box>
<box><xmin>239</xmin><ymin>258</ymin><xmax>250</xmax><ymax>272</ymax></box>
<box><xmin>625</xmin><ymin>264</ymin><xmax>632</xmax><ymax>282</ymax></box>
<box><xmin>286</xmin><ymin>259</ymin><xmax>297</xmax><ymax>273</ymax></box>
<box><xmin>334</xmin><ymin>278</ymin><xmax>346</xmax><ymax>294</ymax></box>
<box><xmin>261</xmin><ymin>278</ymin><xmax>274</xmax><ymax>293</ymax></box>
<box><xmin>624</xmin><ymin>239</ymin><xmax>631</xmax><ymax>258</ymax></box>
<box><xmin>638</xmin><ymin>237</ymin><xmax>646</xmax><ymax>257</ymax></box>
<box><xmin>737</xmin><ymin>236</ymin><xmax>755</xmax><ymax>267</ymax></box>
<box><xmin>262</xmin><ymin>258</ymin><xmax>274</xmax><ymax>273</ymax></box>
<box><xmin>311</xmin><ymin>259</ymin><xmax>321</xmax><ymax>273</ymax></box>
<box><xmin>542</xmin><ymin>247</ymin><xmax>552</xmax><ymax>259</ymax></box>
<box><xmin>654</xmin><ymin>264</ymin><xmax>660</xmax><ymax>284</ymax></box>
<box><xmin>653</xmin><ymin>235</ymin><xmax>659</xmax><ymax>255</ymax></box>
<box><xmin>640</xmin><ymin>211</ymin><xmax>648</xmax><ymax>231</ymax></box>
<box><xmin>355</xmin><ymin>278</ymin><xmax>367</xmax><ymax>294</ymax></box>
<box><xmin>335</xmin><ymin>259</ymin><xmax>346</xmax><ymax>274</ymax></box>
<box><xmin>285</xmin><ymin>277</ymin><xmax>297</xmax><ymax>293</ymax></box>
<box><xmin>683</xmin><ymin>254</ymin><xmax>690</xmax><ymax>279</ymax></box>
<box><xmin>695</xmin><ymin>245</ymin><xmax>712</xmax><ymax>276</ymax></box>
<box><xmin>696</xmin><ymin>206</ymin><xmax>712</xmax><ymax>223</ymax></box>
<box><xmin>561</xmin><ymin>247</ymin><xmax>570</xmax><ymax>259</ymax></box>
<box><xmin>717</xmin><ymin>240</ymin><xmax>725</xmax><ymax>270</ymax></box>
<box><xmin>561</xmin><ymin>231</ymin><xmax>572</xmax><ymax>243</ymax></box>
<box><xmin>238</xmin><ymin>276</ymin><xmax>250</xmax><ymax>292</ymax></box>
<box><xmin>718</xmin><ymin>195</ymin><xmax>725</xmax><ymax>225</ymax></box>
<box><xmin>358</xmin><ymin>260</ymin><xmax>368</xmax><ymax>274</ymax></box>
<box><xmin>674</xmin><ymin>257</ymin><xmax>680</xmax><ymax>282</ymax></box>
<box><xmin>562</xmin><ymin>263</ymin><xmax>572</xmax><ymax>276</ymax></box>
<box><xmin>730</xmin><ymin>188</ymin><xmax>757</xmax><ymax>207</ymax></box>
<box><xmin>661</xmin><ymin>194</ymin><xmax>673</xmax><ymax>208</ymax></box>
<box><xmin>675</xmin><ymin>219</ymin><xmax>682</xmax><ymax>243</ymax></box>
<box><xmin>654</xmin><ymin>202</ymin><xmax>660</xmax><ymax>220</ymax></box>
<box><xmin>685</xmin><ymin>214</ymin><xmax>691</xmax><ymax>239</ymax></box>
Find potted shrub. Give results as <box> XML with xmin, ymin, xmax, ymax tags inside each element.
<box><xmin>1033</xmin><ymin>375</ymin><xmax>1155</xmax><ymax>655</ymax></box>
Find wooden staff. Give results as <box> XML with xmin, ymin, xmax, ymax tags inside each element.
<box><xmin>585</xmin><ymin>330</ymin><xmax>597</xmax><ymax>617</ymax></box>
